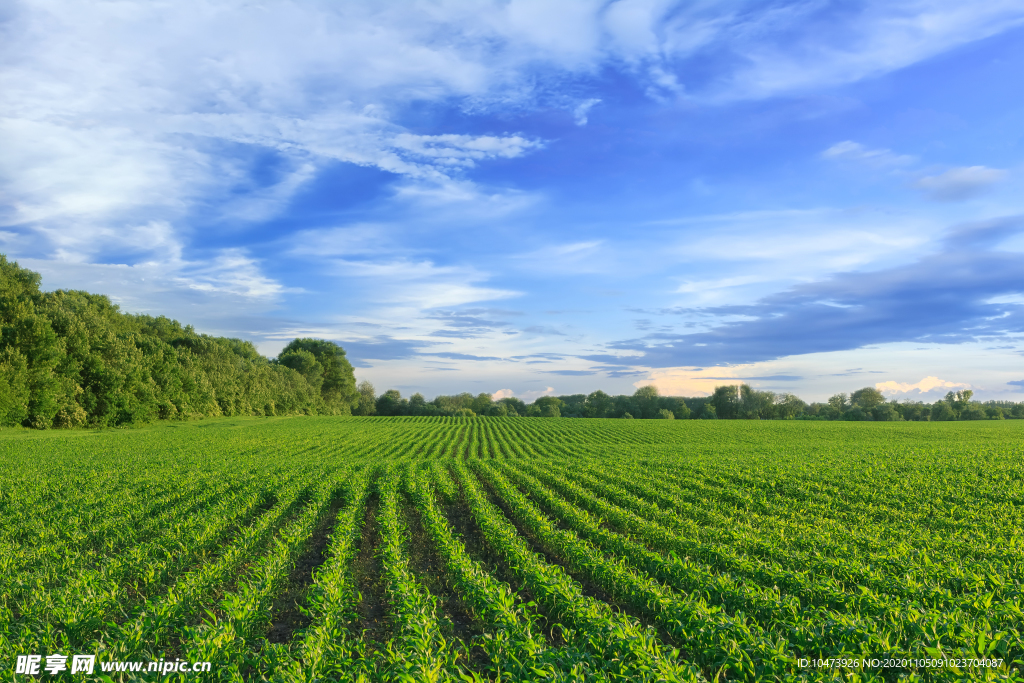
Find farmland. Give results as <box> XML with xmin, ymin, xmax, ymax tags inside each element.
<box><xmin>1</xmin><ymin>417</ymin><xmax>1022</xmax><ymax>682</ymax></box>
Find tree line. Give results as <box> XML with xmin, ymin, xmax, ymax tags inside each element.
<box><xmin>358</xmin><ymin>383</ymin><xmax>1023</xmax><ymax>421</ymax></box>
<box><xmin>0</xmin><ymin>256</ymin><xmax>359</xmax><ymax>428</ymax></box>
<box><xmin>3</xmin><ymin>255</ymin><xmax>1020</xmax><ymax>428</ymax></box>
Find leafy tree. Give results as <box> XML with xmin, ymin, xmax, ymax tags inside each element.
<box><xmin>699</xmin><ymin>403</ymin><xmax>717</xmax><ymax>419</ymax></box>
<box><xmin>633</xmin><ymin>385</ymin><xmax>661</xmax><ymax>419</ymax></box>
<box><xmin>851</xmin><ymin>387</ymin><xmax>885</xmax><ymax>409</ymax></box>
<box><xmin>354</xmin><ymin>380</ymin><xmax>377</xmax><ymax>415</ymax></box>
<box><xmin>486</xmin><ymin>402</ymin><xmax>509</xmax><ymax>417</ymax></box>
<box><xmin>497</xmin><ymin>397</ymin><xmax>526</xmax><ymax>417</ymax></box>
<box><xmin>409</xmin><ymin>392</ymin><xmax>437</xmax><ymax>416</ymax></box>
<box><xmin>656</xmin><ymin>408</ymin><xmax>674</xmax><ymax>419</ymax></box>
<box><xmin>871</xmin><ymin>402</ymin><xmax>902</xmax><ymax>422</ymax></box>
<box><xmin>584</xmin><ymin>390</ymin><xmax>612</xmax><ymax>418</ymax></box>
<box><xmin>930</xmin><ymin>401</ymin><xmax>956</xmax><ymax>421</ymax></box>
<box><xmin>278</xmin><ymin>350</ymin><xmax>324</xmax><ymax>394</ymax></box>
<box><xmin>471</xmin><ymin>393</ymin><xmax>493</xmax><ymax>415</ymax></box>
<box><xmin>961</xmin><ymin>404</ymin><xmax>986</xmax><ymax>420</ymax></box>
<box><xmin>621</xmin><ymin>412</ymin><xmax>634</xmax><ymax>419</ymax></box>
<box><xmin>985</xmin><ymin>406</ymin><xmax>1004</xmax><ymax>420</ymax></box>
<box><xmin>376</xmin><ymin>389</ymin><xmax>407</xmax><ymax>416</ymax></box>
<box><xmin>709</xmin><ymin>385</ymin><xmax>739</xmax><ymax>419</ymax></box>
<box><xmin>739</xmin><ymin>384</ymin><xmax>775</xmax><ymax>419</ymax></box>
<box><xmin>558</xmin><ymin>394</ymin><xmax>588</xmax><ymax>417</ymax></box>
<box><xmin>775</xmin><ymin>393</ymin><xmax>806</xmax><ymax>419</ymax></box>
<box><xmin>650</xmin><ymin>393</ymin><xmax>689</xmax><ymax>420</ymax></box>
<box><xmin>534</xmin><ymin>396</ymin><xmax>564</xmax><ymax>418</ymax></box>
<box><xmin>1011</xmin><ymin>405</ymin><xmax>1024</xmax><ymax>419</ymax></box>
<box><xmin>896</xmin><ymin>401</ymin><xmax>927</xmax><ymax>421</ymax></box>
<box><xmin>0</xmin><ymin>348</ymin><xmax>30</xmax><ymax>427</ymax></box>
<box><xmin>944</xmin><ymin>390</ymin><xmax>973</xmax><ymax>416</ymax></box>
<box><xmin>610</xmin><ymin>394</ymin><xmax>638</xmax><ymax>418</ymax></box>
<box><xmin>279</xmin><ymin>338</ymin><xmax>358</xmax><ymax>414</ymax></box>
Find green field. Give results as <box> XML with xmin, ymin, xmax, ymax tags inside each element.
<box><xmin>1</xmin><ymin>417</ymin><xmax>1022</xmax><ymax>682</ymax></box>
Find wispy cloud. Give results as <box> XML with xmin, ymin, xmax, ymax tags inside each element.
<box><xmin>572</xmin><ymin>98</ymin><xmax>601</xmax><ymax>126</ymax></box>
<box><xmin>325</xmin><ymin>258</ymin><xmax>520</xmax><ymax>310</ymax></box>
<box><xmin>687</xmin><ymin>2</ymin><xmax>1024</xmax><ymax>101</ymax></box>
<box><xmin>586</xmin><ymin>217</ymin><xmax>1024</xmax><ymax>368</ymax></box>
<box><xmin>822</xmin><ymin>141</ymin><xmax>915</xmax><ymax>167</ymax></box>
<box><xmin>915</xmin><ymin>166</ymin><xmax>1008</xmax><ymax>201</ymax></box>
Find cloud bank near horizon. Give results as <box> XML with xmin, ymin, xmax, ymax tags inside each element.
<box><xmin>3</xmin><ymin>1</ymin><xmax>1024</xmax><ymax>401</ymax></box>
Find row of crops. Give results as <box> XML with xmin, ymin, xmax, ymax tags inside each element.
<box><xmin>1</xmin><ymin>417</ymin><xmax>1022</xmax><ymax>681</ymax></box>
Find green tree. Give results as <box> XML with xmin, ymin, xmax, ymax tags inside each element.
<box><xmin>871</xmin><ymin>402</ymin><xmax>902</xmax><ymax>421</ymax></box>
<box><xmin>408</xmin><ymin>392</ymin><xmax>431</xmax><ymax>415</ymax></box>
<box><xmin>471</xmin><ymin>392</ymin><xmax>493</xmax><ymax>415</ymax></box>
<box><xmin>656</xmin><ymin>408</ymin><xmax>674</xmax><ymax>419</ymax></box>
<box><xmin>534</xmin><ymin>396</ymin><xmax>564</xmax><ymax>418</ymax></box>
<box><xmin>944</xmin><ymin>389</ymin><xmax>973</xmax><ymax>416</ymax></box>
<box><xmin>739</xmin><ymin>384</ymin><xmax>775</xmax><ymax>419</ymax></box>
<box><xmin>279</xmin><ymin>338</ymin><xmax>358</xmax><ymax>414</ymax></box>
<box><xmin>487</xmin><ymin>402</ymin><xmax>509</xmax><ymax>417</ymax></box>
<box><xmin>633</xmin><ymin>385</ymin><xmax>661</xmax><ymax>419</ymax></box>
<box><xmin>497</xmin><ymin>397</ymin><xmax>525</xmax><ymax>416</ymax></box>
<box><xmin>353</xmin><ymin>380</ymin><xmax>377</xmax><ymax>415</ymax></box>
<box><xmin>0</xmin><ymin>347</ymin><xmax>30</xmax><ymax>427</ymax></box>
<box><xmin>709</xmin><ymin>385</ymin><xmax>738</xmax><ymax>419</ymax></box>
<box><xmin>930</xmin><ymin>401</ymin><xmax>955</xmax><ymax>421</ymax></box>
<box><xmin>584</xmin><ymin>390</ymin><xmax>612</xmax><ymax>418</ymax></box>
<box><xmin>278</xmin><ymin>350</ymin><xmax>324</xmax><ymax>394</ymax></box>
<box><xmin>961</xmin><ymin>404</ymin><xmax>986</xmax><ymax>420</ymax></box>
<box><xmin>376</xmin><ymin>389</ymin><xmax>407</xmax><ymax>416</ymax></box>
<box><xmin>699</xmin><ymin>403</ymin><xmax>717</xmax><ymax>419</ymax></box>
<box><xmin>775</xmin><ymin>393</ymin><xmax>806</xmax><ymax>419</ymax></box>
<box><xmin>851</xmin><ymin>387</ymin><xmax>885</xmax><ymax>409</ymax></box>
<box><xmin>670</xmin><ymin>400</ymin><xmax>691</xmax><ymax>420</ymax></box>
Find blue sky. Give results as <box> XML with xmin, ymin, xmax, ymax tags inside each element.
<box><xmin>3</xmin><ymin>1</ymin><xmax>1024</xmax><ymax>402</ymax></box>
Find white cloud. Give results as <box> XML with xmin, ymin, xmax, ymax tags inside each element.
<box><xmin>177</xmin><ymin>249</ymin><xmax>293</xmax><ymax>299</ymax></box>
<box><xmin>16</xmin><ymin>249</ymin><xmax>288</xmax><ymax>331</ymax></box>
<box><xmin>0</xmin><ymin>1</ymin><xmax>554</xmax><ymax>263</ymax></box>
<box><xmin>512</xmin><ymin>240</ymin><xmax>607</xmax><ymax>274</ymax></box>
<box><xmin>875</xmin><ymin>376</ymin><xmax>969</xmax><ymax>395</ymax></box>
<box><xmin>519</xmin><ymin>386</ymin><xmax>555</xmax><ymax>402</ymax></box>
<box><xmin>914</xmin><ymin>166</ymin><xmax>1008</xmax><ymax>201</ymax></box>
<box><xmin>572</xmin><ymin>98</ymin><xmax>601</xmax><ymax>126</ymax></box>
<box><xmin>822</xmin><ymin>140</ymin><xmax>915</xmax><ymax>167</ymax></box>
<box><xmin>327</xmin><ymin>258</ymin><xmax>520</xmax><ymax>310</ymax></box>
<box><xmin>690</xmin><ymin>2</ymin><xmax>1024</xmax><ymax>102</ymax></box>
<box><xmin>492</xmin><ymin>388</ymin><xmax>515</xmax><ymax>399</ymax></box>
<box><xmin>4</xmin><ymin>0</ymin><xmax>1021</xmax><ymax>266</ymax></box>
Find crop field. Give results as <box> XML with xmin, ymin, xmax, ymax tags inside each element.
<box><xmin>1</xmin><ymin>417</ymin><xmax>1023</xmax><ymax>682</ymax></box>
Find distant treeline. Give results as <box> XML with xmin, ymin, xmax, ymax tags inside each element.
<box><xmin>4</xmin><ymin>254</ymin><xmax>1020</xmax><ymax>429</ymax></box>
<box><xmin>1</xmin><ymin>256</ymin><xmax>358</xmax><ymax>428</ymax></box>
<box><xmin>364</xmin><ymin>384</ymin><xmax>1024</xmax><ymax>421</ymax></box>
